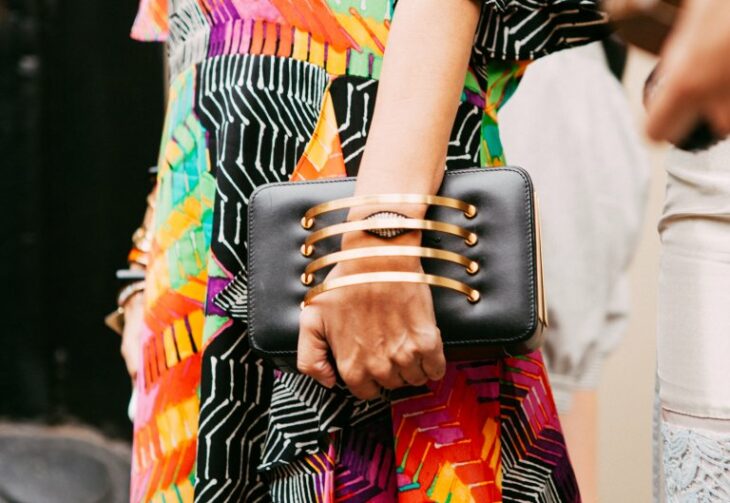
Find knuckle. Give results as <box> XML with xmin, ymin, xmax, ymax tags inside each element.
<box><xmin>339</xmin><ymin>367</ymin><xmax>362</xmax><ymax>387</ymax></box>
<box><xmin>417</xmin><ymin>331</ymin><xmax>442</xmax><ymax>355</ymax></box>
<box><xmin>392</xmin><ymin>350</ymin><xmax>416</xmax><ymax>368</ymax></box>
<box><xmin>418</xmin><ymin>338</ymin><xmax>439</xmax><ymax>355</ymax></box>
<box><xmin>407</xmin><ymin>374</ymin><xmax>428</xmax><ymax>386</ymax></box>
<box><xmin>368</xmin><ymin>362</ymin><xmax>393</xmax><ymax>382</ymax></box>
<box><xmin>404</xmin><ymin>339</ymin><xmax>420</xmax><ymax>355</ymax></box>
<box><xmin>426</xmin><ymin>365</ymin><xmax>446</xmax><ymax>382</ymax></box>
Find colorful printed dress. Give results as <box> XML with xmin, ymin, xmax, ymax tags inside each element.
<box><xmin>129</xmin><ymin>1</ymin><xmax>608</xmax><ymax>501</ymax></box>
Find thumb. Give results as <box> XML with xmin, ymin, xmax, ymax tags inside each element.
<box><xmin>297</xmin><ymin>307</ymin><xmax>336</xmax><ymax>388</ymax></box>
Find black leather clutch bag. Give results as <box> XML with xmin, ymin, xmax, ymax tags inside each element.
<box><xmin>247</xmin><ymin>167</ymin><xmax>547</xmax><ymax>372</ymax></box>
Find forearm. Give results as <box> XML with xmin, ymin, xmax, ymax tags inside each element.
<box><xmin>350</xmin><ymin>0</ymin><xmax>481</xmax><ymax>220</ymax></box>
<box><xmin>299</xmin><ymin>0</ymin><xmax>478</xmax><ymax>391</ymax></box>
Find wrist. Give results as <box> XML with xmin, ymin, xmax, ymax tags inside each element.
<box><xmin>117</xmin><ymin>280</ymin><xmax>146</xmax><ymax>308</ymax></box>
<box><xmin>341</xmin><ymin>230</ymin><xmax>422</xmax><ymax>249</ymax></box>
<box><xmin>336</xmin><ymin>250</ymin><xmax>423</xmax><ymax>275</ymax></box>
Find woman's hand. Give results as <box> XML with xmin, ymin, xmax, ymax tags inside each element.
<box><xmin>120</xmin><ymin>291</ymin><xmax>144</xmax><ymax>382</ymax></box>
<box><xmin>297</xmin><ymin>233</ymin><xmax>446</xmax><ymax>400</ymax></box>
<box><xmin>645</xmin><ymin>0</ymin><xmax>730</xmax><ymax>142</ymax></box>
<box><xmin>297</xmin><ymin>0</ymin><xmax>481</xmax><ymax>399</ymax></box>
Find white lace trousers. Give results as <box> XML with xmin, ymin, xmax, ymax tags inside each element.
<box><xmin>656</xmin><ymin>141</ymin><xmax>730</xmax><ymax>502</ymax></box>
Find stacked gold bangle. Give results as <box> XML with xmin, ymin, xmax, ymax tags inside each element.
<box><xmin>104</xmin><ymin>280</ymin><xmax>146</xmax><ymax>336</ymax></box>
<box><xmin>299</xmin><ymin>194</ymin><xmax>482</xmax><ymax>306</ymax></box>
<box><xmin>107</xmin><ymin>172</ymin><xmax>156</xmax><ymax>334</ymax></box>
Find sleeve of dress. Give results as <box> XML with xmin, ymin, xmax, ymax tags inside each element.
<box><xmin>473</xmin><ymin>0</ymin><xmax>609</xmax><ymax>62</ymax></box>
<box><xmin>130</xmin><ymin>0</ymin><xmax>169</xmax><ymax>42</ymax></box>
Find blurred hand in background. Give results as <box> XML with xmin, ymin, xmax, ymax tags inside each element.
<box><xmin>644</xmin><ymin>0</ymin><xmax>730</xmax><ymax>142</ymax></box>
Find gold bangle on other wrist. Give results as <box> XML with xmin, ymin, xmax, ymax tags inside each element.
<box><xmin>131</xmin><ymin>226</ymin><xmax>153</xmax><ymax>254</ymax></box>
<box><xmin>117</xmin><ymin>280</ymin><xmax>146</xmax><ymax>308</ymax></box>
<box><xmin>105</xmin><ymin>280</ymin><xmax>145</xmax><ymax>336</ymax></box>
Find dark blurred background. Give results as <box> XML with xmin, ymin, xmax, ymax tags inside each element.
<box><xmin>1</xmin><ymin>0</ymin><xmax>163</xmax><ymax>441</ymax></box>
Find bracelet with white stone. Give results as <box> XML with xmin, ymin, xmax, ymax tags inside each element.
<box><xmin>364</xmin><ymin>211</ymin><xmax>411</xmax><ymax>239</ymax></box>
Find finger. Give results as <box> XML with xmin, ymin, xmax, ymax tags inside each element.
<box><xmin>391</xmin><ymin>338</ymin><xmax>429</xmax><ymax>386</ymax></box>
<box><xmin>421</xmin><ymin>347</ymin><xmax>447</xmax><ymax>382</ymax></box>
<box><xmin>396</xmin><ymin>357</ymin><xmax>429</xmax><ymax>386</ymax></box>
<box><xmin>347</xmin><ymin>378</ymin><xmax>382</xmax><ymax>401</ymax></box>
<box><xmin>297</xmin><ymin>307</ymin><xmax>337</xmax><ymax>388</ymax></box>
<box><xmin>338</xmin><ymin>365</ymin><xmax>382</xmax><ymax>400</ymax></box>
<box><xmin>413</xmin><ymin>327</ymin><xmax>446</xmax><ymax>382</ymax></box>
<box><xmin>338</xmin><ymin>367</ymin><xmax>381</xmax><ymax>400</ymax></box>
<box><xmin>370</xmin><ymin>363</ymin><xmax>407</xmax><ymax>390</ymax></box>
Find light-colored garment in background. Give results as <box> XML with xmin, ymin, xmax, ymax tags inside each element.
<box><xmin>657</xmin><ymin>140</ymin><xmax>730</xmax><ymax>502</ymax></box>
<box><xmin>501</xmin><ymin>42</ymin><xmax>650</xmax><ymax>411</ymax></box>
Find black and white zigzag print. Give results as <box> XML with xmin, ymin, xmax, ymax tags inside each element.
<box><xmin>472</xmin><ymin>0</ymin><xmax>608</xmax><ymax>62</ymax></box>
<box><xmin>328</xmin><ymin>77</ymin><xmax>377</xmax><ymax>177</ymax></box>
<box><xmin>265</xmin><ymin>403</ymin><xmax>397</xmax><ymax>502</ymax></box>
<box><xmin>213</xmin><ymin>271</ymin><xmax>248</xmax><ymax>322</ymax></box>
<box><xmin>195</xmin><ymin>330</ymin><xmax>273</xmax><ymax>502</ymax></box>
<box><xmin>447</xmin><ymin>101</ymin><xmax>483</xmax><ymax>169</ymax></box>
<box><xmin>194</xmin><ymin>55</ymin><xmax>328</xmax><ymax>503</ymax></box>
<box><xmin>259</xmin><ymin>372</ymin><xmax>392</xmax><ymax>472</ymax></box>
<box><xmin>266</xmin><ymin>457</ymin><xmax>329</xmax><ymax>503</ymax></box>
<box><xmin>199</xmin><ymin>54</ymin><xmax>328</xmax><ymax>319</ymax></box>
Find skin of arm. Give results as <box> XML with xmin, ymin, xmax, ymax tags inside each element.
<box><xmin>645</xmin><ymin>0</ymin><xmax>730</xmax><ymax>142</ymax></box>
<box><xmin>297</xmin><ymin>0</ymin><xmax>482</xmax><ymax>399</ymax></box>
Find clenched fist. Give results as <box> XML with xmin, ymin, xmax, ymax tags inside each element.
<box><xmin>297</xmin><ymin>232</ymin><xmax>446</xmax><ymax>400</ymax></box>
